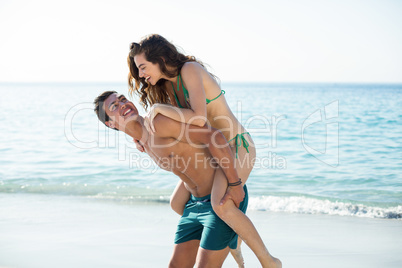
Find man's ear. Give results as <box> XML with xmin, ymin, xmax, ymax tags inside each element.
<box><xmin>105</xmin><ymin>121</ymin><xmax>115</xmax><ymax>129</ymax></box>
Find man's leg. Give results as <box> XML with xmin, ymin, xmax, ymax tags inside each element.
<box><xmin>169</xmin><ymin>240</ymin><xmax>200</xmax><ymax>268</ymax></box>
<box><xmin>195</xmin><ymin>247</ymin><xmax>230</xmax><ymax>268</ymax></box>
<box><xmin>230</xmin><ymin>238</ymin><xmax>245</xmax><ymax>268</ymax></box>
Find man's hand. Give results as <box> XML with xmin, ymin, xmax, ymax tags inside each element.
<box><xmin>220</xmin><ymin>185</ymin><xmax>245</xmax><ymax>208</ymax></box>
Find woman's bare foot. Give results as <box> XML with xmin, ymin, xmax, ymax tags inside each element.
<box><xmin>271</xmin><ymin>257</ymin><xmax>282</xmax><ymax>268</ymax></box>
<box><xmin>263</xmin><ymin>255</ymin><xmax>282</xmax><ymax>268</ymax></box>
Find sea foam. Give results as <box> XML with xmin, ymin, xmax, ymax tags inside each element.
<box><xmin>248</xmin><ymin>195</ymin><xmax>402</xmax><ymax>219</ymax></box>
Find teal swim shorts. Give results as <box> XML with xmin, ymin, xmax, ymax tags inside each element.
<box><xmin>174</xmin><ymin>185</ymin><xmax>248</xmax><ymax>250</ymax></box>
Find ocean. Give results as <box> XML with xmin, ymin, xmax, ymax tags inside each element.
<box><xmin>1</xmin><ymin>82</ymin><xmax>401</xmax><ymax>219</ymax></box>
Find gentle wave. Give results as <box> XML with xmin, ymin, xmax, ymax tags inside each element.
<box><xmin>248</xmin><ymin>196</ymin><xmax>402</xmax><ymax>219</ymax></box>
<box><xmin>0</xmin><ymin>183</ymin><xmax>172</xmax><ymax>200</ymax></box>
<box><xmin>2</xmin><ymin>182</ymin><xmax>401</xmax><ymax>219</ymax></box>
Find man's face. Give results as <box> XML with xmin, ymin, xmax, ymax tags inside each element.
<box><xmin>104</xmin><ymin>93</ymin><xmax>139</xmax><ymax>130</ymax></box>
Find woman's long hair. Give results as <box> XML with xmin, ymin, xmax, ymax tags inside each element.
<box><xmin>127</xmin><ymin>34</ymin><xmax>212</xmax><ymax>110</ymax></box>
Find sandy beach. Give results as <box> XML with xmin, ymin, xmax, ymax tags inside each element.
<box><xmin>0</xmin><ymin>193</ymin><xmax>401</xmax><ymax>268</ymax></box>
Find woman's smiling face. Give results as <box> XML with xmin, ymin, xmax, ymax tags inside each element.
<box><xmin>134</xmin><ymin>52</ymin><xmax>163</xmax><ymax>85</ymax></box>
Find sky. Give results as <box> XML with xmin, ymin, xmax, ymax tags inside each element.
<box><xmin>0</xmin><ymin>0</ymin><xmax>401</xmax><ymax>83</ymax></box>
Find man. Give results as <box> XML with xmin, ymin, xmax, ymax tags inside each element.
<box><xmin>94</xmin><ymin>91</ymin><xmax>247</xmax><ymax>267</ymax></box>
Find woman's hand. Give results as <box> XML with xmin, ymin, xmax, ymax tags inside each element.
<box><xmin>145</xmin><ymin>104</ymin><xmax>162</xmax><ymax>133</ymax></box>
<box><xmin>133</xmin><ymin>139</ymin><xmax>145</xmax><ymax>152</ymax></box>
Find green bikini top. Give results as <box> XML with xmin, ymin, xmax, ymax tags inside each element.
<box><xmin>171</xmin><ymin>74</ymin><xmax>225</xmax><ymax>109</ymax></box>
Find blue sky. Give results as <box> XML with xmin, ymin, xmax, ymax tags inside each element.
<box><xmin>0</xmin><ymin>0</ymin><xmax>401</xmax><ymax>83</ymax></box>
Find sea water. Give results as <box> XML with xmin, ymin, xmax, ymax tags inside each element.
<box><xmin>0</xmin><ymin>82</ymin><xmax>401</xmax><ymax>219</ymax></box>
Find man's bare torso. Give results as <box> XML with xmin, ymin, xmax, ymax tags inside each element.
<box><xmin>143</xmin><ymin>135</ymin><xmax>217</xmax><ymax>197</ymax></box>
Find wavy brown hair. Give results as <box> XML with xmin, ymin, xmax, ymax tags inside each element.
<box><xmin>127</xmin><ymin>34</ymin><xmax>213</xmax><ymax>110</ymax></box>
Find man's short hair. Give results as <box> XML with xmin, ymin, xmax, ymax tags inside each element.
<box><xmin>94</xmin><ymin>90</ymin><xmax>118</xmax><ymax>131</ymax></box>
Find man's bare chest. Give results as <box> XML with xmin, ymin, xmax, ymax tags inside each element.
<box><xmin>144</xmin><ymin>138</ymin><xmax>213</xmax><ymax>173</ymax></box>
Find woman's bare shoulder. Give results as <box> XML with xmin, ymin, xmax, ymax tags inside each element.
<box><xmin>181</xmin><ymin>61</ymin><xmax>206</xmax><ymax>74</ymax></box>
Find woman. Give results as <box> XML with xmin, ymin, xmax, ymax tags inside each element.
<box><xmin>127</xmin><ymin>34</ymin><xmax>281</xmax><ymax>268</ymax></box>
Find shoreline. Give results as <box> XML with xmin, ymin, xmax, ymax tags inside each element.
<box><xmin>1</xmin><ymin>193</ymin><xmax>401</xmax><ymax>268</ymax></box>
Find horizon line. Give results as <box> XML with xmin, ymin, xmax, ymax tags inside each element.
<box><xmin>1</xmin><ymin>81</ymin><xmax>402</xmax><ymax>85</ymax></box>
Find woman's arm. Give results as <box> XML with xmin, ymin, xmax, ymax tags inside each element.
<box><xmin>152</xmin><ymin>114</ymin><xmax>245</xmax><ymax>207</ymax></box>
<box><xmin>147</xmin><ymin>62</ymin><xmax>209</xmax><ymax>131</ymax></box>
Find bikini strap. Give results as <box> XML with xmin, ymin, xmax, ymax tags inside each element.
<box><xmin>179</xmin><ymin>74</ymin><xmax>184</xmax><ymax>92</ymax></box>
<box><xmin>206</xmin><ymin>90</ymin><xmax>225</xmax><ymax>104</ymax></box>
<box><xmin>171</xmin><ymin>75</ymin><xmax>184</xmax><ymax>108</ymax></box>
<box><xmin>228</xmin><ymin>132</ymin><xmax>250</xmax><ymax>159</ymax></box>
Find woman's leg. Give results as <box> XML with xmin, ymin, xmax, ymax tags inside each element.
<box><xmin>211</xmin><ymin>136</ymin><xmax>281</xmax><ymax>268</ymax></box>
<box><xmin>170</xmin><ymin>180</ymin><xmax>191</xmax><ymax>215</ymax></box>
<box><xmin>211</xmin><ymin>168</ymin><xmax>280</xmax><ymax>268</ymax></box>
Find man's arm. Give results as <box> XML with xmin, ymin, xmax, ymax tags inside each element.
<box><xmin>151</xmin><ymin>114</ymin><xmax>245</xmax><ymax>206</ymax></box>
